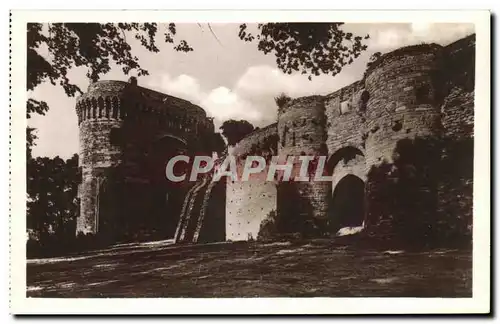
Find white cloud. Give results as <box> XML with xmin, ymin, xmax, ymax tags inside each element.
<box><xmin>368</xmin><ymin>23</ymin><xmax>475</xmax><ymax>52</ymax></box>
<box><xmin>146</xmin><ymin>64</ymin><xmax>363</xmax><ymax>130</ymax></box>
<box><xmin>202</xmin><ymin>86</ymin><xmax>263</xmax><ymax>124</ymax></box>
<box><xmin>146</xmin><ymin>73</ymin><xmax>267</xmax><ymax>129</ymax></box>
<box><xmin>148</xmin><ymin>74</ymin><xmax>204</xmax><ymax>104</ymax></box>
<box><xmin>234</xmin><ymin>65</ymin><xmax>334</xmax><ymax>97</ymax></box>
<box><xmin>146</xmin><ymin>23</ymin><xmax>475</xmax><ymax>133</ymax></box>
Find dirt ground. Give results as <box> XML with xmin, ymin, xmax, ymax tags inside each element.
<box><xmin>26</xmin><ymin>240</ymin><xmax>472</xmax><ymax>297</ymax></box>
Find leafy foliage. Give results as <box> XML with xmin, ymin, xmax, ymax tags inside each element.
<box><xmin>365</xmin><ymin>137</ymin><xmax>473</xmax><ymax>248</ymax></box>
<box><xmin>366</xmin><ymin>51</ymin><xmax>382</xmax><ymax>69</ymax></box>
<box><xmin>239</xmin><ymin>23</ymin><xmax>369</xmax><ymax>80</ymax></box>
<box><xmin>27</xmin><ymin>23</ymin><xmax>192</xmax><ymax>101</ymax></box>
<box><xmin>27</xmin><ymin>154</ymin><xmax>80</xmax><ymax>240</ymax></box>
<box><xmin>257</xmin><ymin>210</ymin><xmax>278</xmax><ymax>241</ymax></box>
<box><xmin>190</xmin><ymin>131</ymin><xmax>226</xmax><ymax>156</ymax></box>
<box><xmin>26</xmin><ymin>23</ymin><xmax>192</xmax><ymax>154</ymax></box>
<box><xmin>26</xmin><ymin>127</ymin><xmax>37</xmax><ymax>160</ymax></box>
<box><xmin>274</xmin><ymin>93</ymin><xmax>292</xmax><ymax>110</ymax></box>
<box><xmin>219</xmin><ymin>119</ymin><xmax>255</xmax><ymax>146</ymax></box>
<box><xmin>27</xmin><ymin>98</ymin><xmax>50</xmax><ymax>119</ymax></box>
<box><xmin>206</xmin><ymin>132</ymin><xmax>227</xmax><ymax>155</ymax></box>
<box><xmin>27</xmin><ymin>23</ymin><xmax>369</xmax><ymax>153</ymax></box>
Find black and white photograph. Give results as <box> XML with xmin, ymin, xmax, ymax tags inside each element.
<box><xmin>9</xmin><ymin>10</ymin><xmax>491</xmax><ymax>315</ymax></box>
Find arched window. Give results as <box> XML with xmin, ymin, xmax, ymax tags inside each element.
<box><xmin>118</xmin><ymin>99</ymin><xmax>125</xmax><ymax>119</ymax></box>
<box><xmin>281</xmin><ymin>125</ymin><xmax>288</xmax><ymax>147</ymax></box>
<box><xmin>80</xmin><ymin>102</ymin><xmax>86</xmax><ymax>121</ymax></box>
<box><xmin>360</xmin><ymin>90</ymin><xmax>369</xmax><ymax>112</ymax></box>
<box><xmin>91</xmin><ymin>98</ymin><xmax>98</xmax><ymax>119</ymax></box>
<box><xmin>105</xmin><ymin>97</ymin><xmax>111</xmax><ymax>118</ymax></box>
<box><xmin>97</xmin><ymin>97</ymin><xmax>104</xmax><ymax>118</ymax></box>
<box><xmin>112</xmin><ymin>97</ymin><xmax>119</xmax><ymax>119</ymax></box>
<box><xmin>86</xmin><ymin>100</ymin><xmax>91</xmax><ymax>120</ymax></box>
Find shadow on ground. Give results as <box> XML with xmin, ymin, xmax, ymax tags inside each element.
<box><xmin>26</xmin><ymin>240</ymin><xmax>472</xmax><ymax>297</ymax></box>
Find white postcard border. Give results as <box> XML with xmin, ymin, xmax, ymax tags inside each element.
<box><xmin>10</xmin><ymin>9</ymin><xmax>491</xmax><ymax>314</ymax></box>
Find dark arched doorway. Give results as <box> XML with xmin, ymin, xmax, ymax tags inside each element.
<box><xmin>329</xmin><ymin>175</ymin><xmax>365</xmax><ymax>231</ymax></box>
<box><xmin>145</xmin><ymin>134</ymin><xmax>190</xmax><ymax>239</ymax></box>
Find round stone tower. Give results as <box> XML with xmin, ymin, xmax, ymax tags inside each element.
<box><xmin>363</xmin><ymin>44</ymin><xmax>444</xmax><ymax>234</ymax></box>
<box><xmin>75</xmin><ymin>81</ymin><xmax>128</xmax><ymax>234</ymax></box>
<box><xmin>75</xmin><ymin>78</ymin><xmax>214</xmax><ymax>237</ymax></box>
<box><xmin>364</xmin><ymin>44</ymin><xmax>443</xmax><ymax>168</ymax></box>
<box><xmin>277</xmin><ymin>96</ymin><xmax>330</xmax><ymax>234</ymax></box>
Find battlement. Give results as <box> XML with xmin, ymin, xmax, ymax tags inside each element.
<box><xmin>82</xmin><ymin>80</ymin><xmax>206</xmax><ymax>117</ymax></box>
<box><xmin>76</xmin><ymin>79</ymin><xmax>213</xmax><ymax>134</ymax></box>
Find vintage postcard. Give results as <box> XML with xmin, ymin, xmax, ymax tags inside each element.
<box><xmin>10</xmin><ymin>10</ymin><xmax>491</xmax><ymax>314</ymax></box>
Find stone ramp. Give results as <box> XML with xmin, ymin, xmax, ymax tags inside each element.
<box><xmin>174</xmin><ymin>151</ymin><xmax>228</xmax><ymax>244</ymax></box>
<box><xmin>174</xmin><ymin>176</ymin><xmax>209</xmax><ymax>243</ymax></box>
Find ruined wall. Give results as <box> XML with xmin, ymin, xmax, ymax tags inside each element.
<box><xmin>77</xmin><ymin>35</ymin><xmax>476</xmax><ymax>243</ymax></box>
<box><xmin>225</xmin><ymin>34</ymin><xmax>476</xmax><ymax>241</ymax></box>
<box><xmin>440</xmin><ymin>35</ymin><xmax>475</xmax><ymax>140</ymax></box>
<box><xmin>325</xmin><ymin>81</ymin><xmax>367</xmax><ymax>155</ymax></box>
<box><xmin>324</xmin><ymin>82</ymin><xmax>368</xmax><ymax>228</ymax></box>
<box><xmin>225</xmin><ymin>124</ymin><xmax>278</xmax><ymax>241</ymax></box>
<box><xmin>437</xmin><ymin>35</ymin><xmax>475</xmax><ymax>235</ymax></box>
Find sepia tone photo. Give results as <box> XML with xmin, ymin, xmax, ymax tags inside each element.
<box><xmin>10</xmin><ymin>10</ymin><xmax>491</xmax><ymax>314</ymax></box>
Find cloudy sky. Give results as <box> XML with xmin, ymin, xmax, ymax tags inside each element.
<box><xmin>28</xmin><ymin>22</ymin><xmax>474</xmax><ymax>159</ymax></box>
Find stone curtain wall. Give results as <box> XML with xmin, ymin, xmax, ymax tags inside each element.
<box><xmin>437</xmin><ymin>35</ymin><xmax>475</xmax><ymax>238</ymax></box>
<box><xmin>225</xmin><ymin>124</ymin><xmax>278</xmax><ymax>241</ymax></box>
<box><xmin>226</xmin><ymin>179</ymin><xmax>277</xmax><ymax>241</ymax></box>
<box><xmin>224</xmin><ymin>34</ymin><xmax>476</xmax><ymax>241</ymax></box>
<box><xmin>325</xmin><ymin>81</ymin><xmax>366</xmax><ymax>158</ymax></box>
<box><xmin>231</xmin><ymin>123</ymin><xmax>278</xmax><ymax>158</ymax></box>
<box><xmin>440</xmin><ymin>35</ymin><xmax>475</xmax><ymax>139</ymax></box>
<box><xmin>76</xmin><ymin>34</ymin><xmax>475</xmax><ymax>242</ymax></box>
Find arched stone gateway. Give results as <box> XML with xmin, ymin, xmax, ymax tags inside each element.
<box><xmin>326</xmin><ymin>146</ymin><xmax>367</xmax><ymax>233</ymax></box>
<box><xmin>75</xmin><ymin>78</ymin><xmax>214</xmax><ymax>237</ymax></box>
<box><xmin>329</xmin><ymin>175</ymin><xmax>366</xmax><ymax>231</ymax></box>
<box><xmin>146</xmin><ymin>134</ymin><xmax>191</xmax><ymax>238</ymax></box>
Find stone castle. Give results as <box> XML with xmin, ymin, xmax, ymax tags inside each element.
<box><xmin>75</xmin><ymin>34</ymin><xmax>475</xmax><ymax>243</ymax></box>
